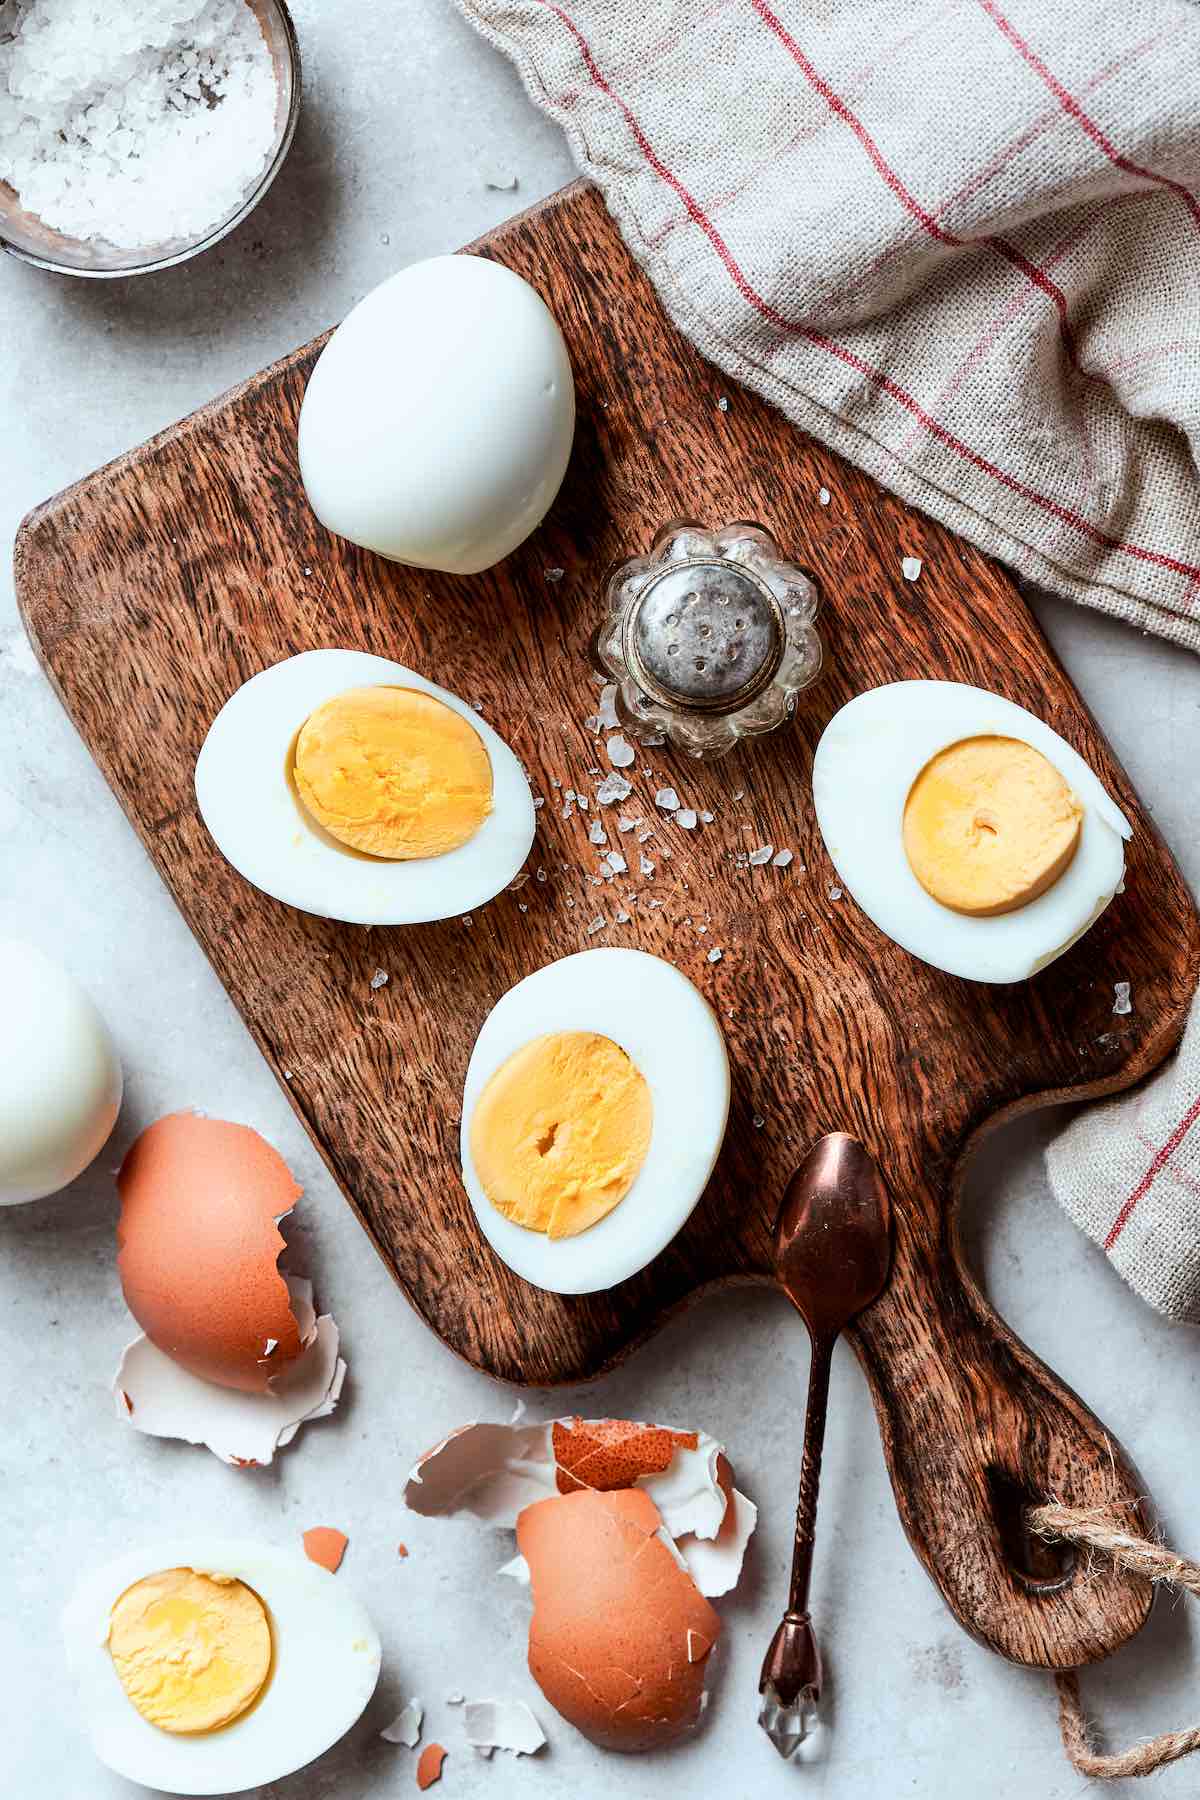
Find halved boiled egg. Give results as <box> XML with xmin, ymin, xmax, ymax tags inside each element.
<box><xmin>813</xmin><ymin>680</ymin><xmax>1130</xmax><ymax>983</ymax></box>
<box><xmin>195</xmin><ymin>649</ymin><xmax>535</xmax><ymax>925</ymax></box>
<box><xmin>461</xmin><ymin>948</ymin><xmax>730</xmax><ymax>1293</ymax></box>
<box><xmin>63</xmin><ymin>1538</ymin><xmax>380</xmax><ymax>1795</ymax></box>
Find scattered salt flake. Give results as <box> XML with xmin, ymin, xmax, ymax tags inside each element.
<box><xmin>656</xmin><ymin>787</ymin><xmax>680</xmax><ymax>811</ymax></box>
<box><xmin>707</xmin><ymin>948</ymin><xmax>723</xmax><ymax>963</ymax></box>
<box><xmin>302</xmin><ymin>1527</ymin><xmax>348</xmax><ymax>1573</ymax></box>
<box><xmin>748</xmin><ymin>846</ymin><xmax>773</xmax><ymax>866</ymax></box>
<box><xmin>509</xmin><ymin>873</ymin><xmax>529</xmax><ymax>890</ymax></box>
<box><xmin>464</xmin><ymin>1699</ymin><xmax>546</xmax><ymax>1756</ymax></box>
<box><xmin>370</xmin><ymin>968</ymin><xmax>389</xmax><ymax>990</ymax></box>
<box><xmin>596</xmin><ymin>773</ymin><xmax>633</xmax><ymax>805</ymax></box>
<box><xmin>545</xmin><ymin>567</ymin><xmax>565</xmax><ymax>583</ymax></box>
<box><xmin>606</xmin><ymin>851</ymin><xmax>628</xmax><ymax>874</ymax></box>
<box><xmin>584</xmin><ymin>714</ymin><xmax>602</xmax><ymax>734</ymax></box>
<box><xmin>532</xmin><ymin>796</ymin><xmax>545</xmax><ymax>810</ymax></box>
<box><xmin>639</xmin><ymin>855</ymin><xmax>655</xmax><ymax>877</ymax></box>
<box><xmin>675</xmin><ymin>809</ymin><xmax>698</xmax><ymax>830</ymax></box>
<box><xmin>588</xmin><ymin>821</ymin><xmax>607</xmax><ymax>845</ymax></box>
<box><xmin>717</xmin><ymin>395</ymin><xmax>730</xmax><ymax>412</ymax></box>
<box><xmin>648</xmin><ymin>899</ymin><xmax>664</xmax><ymax>908</ymax></box>
<box><xmin>472</xmin><ymin>700</ymin><xmax>484</xmax><ymax>713</ymax></box>
<box><xmin>261</xmin><ymin>1338</ymin><xmax>278</xmax><ymax>1358</ymax></box>
<box><xmin>753</xmin><ymin>1115</ymin><xmax>765</xmax><ymax>1130</ymax></box>
<box><xmin>597</xmin><ymin>684</ymin><xmax>621</xmax><ymax>729</ymax></box>
<box><xmin>1113</xmin><ymin>982</ymin><xmax>1133</xmax><ymax>1015</ymax></box>
<box><xmin>586</xmin><ymin>915</ymin><xmax>607</xmax><ymax>935</ymax></box>
<box><xmin>773</xmin><ymin>850</ymin><xmax>794</xmax><ymax>868</ymax></box>
<box><xmin>536</xmin><ymin>867</ymin><xmax>547</xmax><ymax>882</ymax></box>
<box><xmin>828</xmin><ymin>884</ymin><xmax>843</xmax><ymax>900</ymax></box>
<box><xmin>818</xmin><ymin>487</ymin><xmax>831</xmax><ymax>506</ymax></box>
<box><xmin>617</xmin><ymin>814</ymin><xmax>641</xmax><ymax>834</ymax></box>
<box><xmin>732</xmin><ymin>790</ymin><xmax>745</xmax><ymax>801</ymax></box>
<box><xmin>700</xmin><ymin>811</ymin><xmax>714</xmax><ymax>824</ymax></box>
<box><xmin>901</xmin><ymin>555</ymin><xmax>923</xmax><ymax>582</ymax></box>
<box><xmin>447</xmin><ymin>1694</ymin><xmax>464</xmax><ymax>1706</ymax></box>
<box><xmin>382</xmin><ymin>1699</ymin><xmax>424</xmax><ymax>1747</ymax></box>
<box><xmin>578</xmin><ymin>796</ymin><xmax>589</xmax><ymax>811</ymax></box>
<box><xmin>636</xmin><ymin>827</ymin><xmax>654</xmax><ymax>844</ymax></box>
<box><xmin>561</xmin><ymin>798</ymin><xmax>576</xmax><ymax>821</ymax></box>
<box><xmin>416</xmin><ymin>1743</ymin><xmax>447</xmax><ymax>1790</ymax></box>
<box><xmin>518</xmin><ymin>902</ymin><xmax>528</xmax><ymax>913</ymax></box>
<box><xmin>615</xmin><ymin>909</ymin><xmax>631</xmax><ymax>923</ymax></box>
<box><xmin>607</xmin><ymin>735</ymin><xmax>636</xmax><ymax>768</ymax></box>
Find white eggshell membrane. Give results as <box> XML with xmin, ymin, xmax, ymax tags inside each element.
<box><xmin>0</xmin><ymin>938</ymin><xmax>122</xmax><ymax>1206</ymax></box>
<box><xmin>195</xmin><ymin>649</ymin><xmax>535</xmax><ymax>925</ymax></box>
<box><xmin>63</xmin><ymin>1539</ymin><xmax>381</xmax><ymax>1795</ymax></box>
<box><xmin>460</xmin><ymin>950</ymin><xmax>730</xmax><ymax>1293</ymax></box>
<box><xmin>112</xmin><ymin>1278</ymin><xmax>346</xmax><ymax>1466</ymax></box>
<box><xmin>298</xmin><ymin>254</ymin><xmax>575</xmax><ymax>575</ymax></box>
<box><xmin>812</xmin><ymin>681</ymin><xmax>1131</xmax><ymax>985</ymax></box>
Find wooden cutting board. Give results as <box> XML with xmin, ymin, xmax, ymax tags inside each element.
<box><xmin>17</xmin><ymin>181</ymin><xmax>1199</xmax><ymax>1675</ymax></box>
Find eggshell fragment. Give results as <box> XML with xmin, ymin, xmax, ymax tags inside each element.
<box><xmin>381</xmin><ymin>1698</ymin><xmax>424</xmax><ymax>1746</ymax></box>
<box><xmin>117</xmin><ymin>1113</ymin><xmax>303</xmax><ymax>1393</ymax></box>
<box><xmin>518</xmin><ymin>1488</ymin><xmax>719</xmax><ymax>1752</ymax></box>
<box><xmin>303</xmin><ymin>1527</ymin><xmax>348</xmax><ymax>1573</ymax></box>
<box><xmin>403</xmin><ymin>1416</ymin><xmax>753</xmax><ymax>1592</ymax></box>
<box><xmin>416</xmin><ymin>1742</ymin><xmax>447</xmax><ymax>1789</ymax></box>
<box><xmin>463</xmin><ymin>1699</ymin><xmax>545</xmax><ymax>1755</ymax></box>
<box><xmin>112</xmin><ymin>1276</ymin><xmax>346</xmax><ymax>1467</ymax></box>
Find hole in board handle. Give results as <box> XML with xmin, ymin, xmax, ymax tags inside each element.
<box><xmin>987</xmin><ymin>1468</ymin><xmax>1077</xmax><ymax>1592</ymax></box>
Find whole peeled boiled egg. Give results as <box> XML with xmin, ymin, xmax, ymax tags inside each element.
<box><xmin>0</xmin><ymin>937</ymin><xmax>122</xmax><ymax>1206</ymax></box>
<box><xmin>298</xmin><ymin>255</ymin><xmax>575</xmax><ymax>575</ymax></box>
<box><xmin>195</xmin><ymin>648</ymin><xmax>535</xmax><ymax>925</ymax></box>
<box><xmin>813</xmin><ymin>680</ymin><xmax>1130</xmax><ymax>983</ymax></box>
<box><xmin>461</xmin><ymin>948</ymin><xmax>730</xmax><ymax>1293</ymax></box>
<box><xmin>63</xmin><ymin>1537</ymin><xmax>380</xmax><ymax>1794</ymax></box>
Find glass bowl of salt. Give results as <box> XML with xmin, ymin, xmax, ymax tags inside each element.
<box><xmin>0</xmin><ymin>0</ymin><xmax>301</xmax><ymax>277</ymax></box>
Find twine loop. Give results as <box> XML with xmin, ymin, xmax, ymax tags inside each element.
<box><xmin>1029</xmin><ymin>1501</ymin><xmax>1200</xmax><ymax>1780</ymax></box>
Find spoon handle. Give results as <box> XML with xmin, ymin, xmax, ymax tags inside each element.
<box><xmin>788</xmin><ymin>1330</ymin><xmax>835</xmax><ymax>1618</ymax></box>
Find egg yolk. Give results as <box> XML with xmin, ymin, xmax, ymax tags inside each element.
<box><xmin>470</xmin><ymin>1032</ymin><xmax>653</xmax><ymax>1239</ymax></box>
<box><xmin>107</xmin><ymin>1568</ymin><xmax>273</xmax><ymax>1735</ymax></box>
<box><xmin>293</xmin><ymin>685</ymin><xmax>493</xmax><ymax>859</ymax></box>
<box><xmin>903</xmin><ymin>735</ymin><xmax>1083</xmax><ymax>917</ymax></box>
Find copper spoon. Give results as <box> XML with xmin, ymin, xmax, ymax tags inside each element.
<box><xmin>758</xmin><ymin>1132</ymin><xmax>893</xmax><ymax>1758</ymax></box>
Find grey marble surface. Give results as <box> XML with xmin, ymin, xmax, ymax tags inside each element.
<box><xmin>2</xmin><ymin>4</ymin><xmax>1199</xmax><ymax>1796</ymax></box>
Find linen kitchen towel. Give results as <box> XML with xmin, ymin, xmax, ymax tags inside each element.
<box><xmin>455</xmin><ymin>0</ymin><xmax>1200</xmax><ymax>1322</ymax></box>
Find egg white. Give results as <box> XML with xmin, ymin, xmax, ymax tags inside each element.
<box><xmin>812</xmin><ymin>681</ymin><xmax>1131</xmax><ymax>984</ymax></box>
<box><xmin>62</xmin><ymin>1538</ymin><xmax>381</xmax><ymax>1795</ymax></box>
<box><xmin>194</xmin><ymin>649</ymin><xmax>535</xmax><ymax>925</ymax></box>
<box><xmin>460</xmin><ymin>949</ymin><xmax>730</xmax><ymax>1294</ymax></box>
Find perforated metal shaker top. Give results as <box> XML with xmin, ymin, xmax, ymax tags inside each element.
<box><xmin>623</xmin><ymin>557</ymin><xmax>785</xmax><ymax>715</ymax></box>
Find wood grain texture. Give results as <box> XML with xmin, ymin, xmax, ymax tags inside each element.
<box><xmin>16</xmin><ymin>182</ymin><xmax>1200</xmax><ymax>1672</ymax></box>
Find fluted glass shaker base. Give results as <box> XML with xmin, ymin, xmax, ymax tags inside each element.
<box><xmin>596</xmin><ymin>519</ymin><xmax>822</xmax><ymax>760</ymax></box>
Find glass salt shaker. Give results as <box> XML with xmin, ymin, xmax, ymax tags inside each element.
<box><xmin>595</xmin><ymin>519</ymin><xmax>823</xmax><ymax>760</ymax></box>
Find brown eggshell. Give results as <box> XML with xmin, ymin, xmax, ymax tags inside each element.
<box><xmin>116</xmin><ymin>1113</ymin><xmax>303</xmax><ymax>1392</ymax></box>
<box><xmin>517</xmin><ymin>1487</ymin><xmax>720</xmax><ymax>1752</ymax></box>
<box><xmin>552</xmin><ymin>1418</ymin><xmax>700</xmax><ymax>1493</ymax></box>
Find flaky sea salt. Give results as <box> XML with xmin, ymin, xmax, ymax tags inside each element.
<box><xmin>1113</xmin><ymin>981</ymin><xmax>1132</xmax><ymax>1015</ymax></box>
<box><xmin>607</xmin><ymin>735</ymin><xmax>636</xmax><ymax>768</ymax></box>
<box><xmin>606</xmin><ymin>851</ymin><xmax>628</xmax><ymax>874</ymax></box>
<box><xmin>588</xmin><ymin>821</ymin><xmax>607</xmax><ymax>845</ymax></box>
<box><xmin>901</xmin><ymin>556</ymin><xmax>923</xmax><ymax>582</ymax></box>
<box><xmin>748</xmin><ymin>845</ymin><xmax>773</xmax><ymax>866</ymax></box>
<box><xmin>586</xmin><ymin>914</ymin><xmax>606</xmax><ymax>936</ymax></box>
<box><xmin>596</xmin><ymin>773</ymin><xmax>632</xmax><ymax>805</ymax></box>
<box><xmin>707</xmin><ymin>948</ymin><xmax>723</xmax><ymax>963</ymax></box>
<box><xmin>675</xmin><ymin>809</ymin><xmax>698</xmax><ymax>830</ymax></box>
<box><xmin>655</xmin><ymin>787</ymin><xmax>680</xmax><ymax>812</ymax></box>
<box><xmin>370</xmin><ymin>969</ymin><xmax>389</xmax><ymax>991</ymax></box>
<box><xmin>773</xmin><ymin>849</ymin><xmax>794</xmax><ymax>868</ymax></box>
<box><xmin>0</xmin><ymin>0</ymin><xmax>278</xmax><ymax>249</ymax></box>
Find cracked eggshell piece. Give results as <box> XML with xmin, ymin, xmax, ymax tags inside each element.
<box><xmin>195</xmin><ymin>650</ymin><xmax>535</xmax><ymax>926</ymax></box>
<box><xmin>298</xmin><ymin>255</ymin><xmax>575</xmax><ymax>576</ymax></box>
<box><xmin>0</xmin><ymin>938</ymin><xmax>122</xmax><ymax>1206</ymax></box>
<box><xmin>460</xmin><ymin>950</ymin><xmax>730</xmax><ymax>1293</ymax></box>
<box><xmin>117</xmin><ymin>1113</ymin><xmax>304</xmax><ymax>1393</ymax></box>
<box><xmin>812</xmin><ymin>681</ymin><xmax>1130</xmax><ymax>984</ymax></box>
<box><xmin>381</xmin><ymin>1698</ymin><xmax>423</xmax><ymax>1746</ymax></box>
<box><xmin>113</xmin><ymin>1275</ymin><xmax>346</xmax><ymax>1467</ymax></box>
<box><xmin>63</xmin><ymin>1538</ymin><xmax>380</xmax><ymax>1796</ymax></box>
<box><xmin>403</xmin><ymin>1416</ymin><xmax>755</xmax><ymax>1598</ymax></box>
<box><xmin>463</xmin><ymin>1699</ymin><xmax>545</xmax><ymax>1755</ymax></box>
<box><xmin>518</xmin><ymin>1488</ymin><xmax>719</xmax><ymax>1752</ymax></box>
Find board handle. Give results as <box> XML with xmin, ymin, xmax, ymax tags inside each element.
<box><xmin>848</xmin><ymin>1183</ymin><xmax>1153</xmax><ymax>1668</ymax></box>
